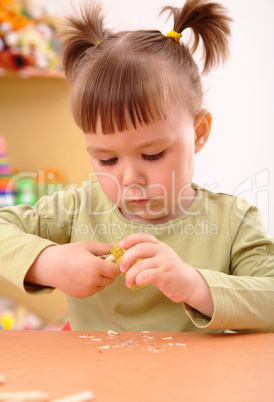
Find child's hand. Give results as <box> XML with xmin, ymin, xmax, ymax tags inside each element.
<box><xmin>119</xmin><ymin>234</ymin><xmax>214</xmax><ymax>317</ymax></box>
<box><xmin>26</xmin><ymin>242</ymin><xmax>120</xmax><ymax>298</ymax></box>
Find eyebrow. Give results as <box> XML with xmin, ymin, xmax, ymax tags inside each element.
<box><xmin>87</xmin><ymin>138</ymin><xmax>172</xmax><ymax>154</ymax></box>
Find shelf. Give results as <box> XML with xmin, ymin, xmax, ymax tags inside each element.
<box><xmin>0</xmin><ymin>67</ymin><xmax>65</xmax><ymax>79</ymax></box>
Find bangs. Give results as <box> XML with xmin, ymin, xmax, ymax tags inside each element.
<box><xmin>71</xmin><ymin>49</ymin><xmax>173</xmax><ymax>134</ymax></box>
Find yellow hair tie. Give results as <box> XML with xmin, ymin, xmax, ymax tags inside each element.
<box><xmin>166</xmin><ymin>30</ymin><xmax>182</xmax><ymax>42</ymax></box>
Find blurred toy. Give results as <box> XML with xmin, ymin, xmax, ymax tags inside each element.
<box><xmin>0</xmin><ymin>135</ymin><xmax>11</xmax><ymax>176</ymax></box>
<box><xmin>0</xmin><ymin>0</ymin><xmax>31</xmax><ymax>32</ymax></box>
<box><xmin>0</xmin><ymin>311</ymin><xmax>16</xmax><ymax>329</ymax></box>
<box><xmin>0</xmin><ymin>296</ymin><xmax>43</xmax><ymax>330</ymax></box>
<box><xmin>0</xmin><ymin>0</ymin><xmax>61</xmax><ymax>71</ymax></box>
<box><xmin>0</xmin><ymin>48</ymin><xmax>33</xmax><ymax>69</ymax></box>
<box><xmin>10</xmin><ymin>167</ymin><xmax>65</xmax><ymax>206</ymax></box>
<box><xmin>15</xmin><ymin>177</ymin><xmax>37</xmax><ymax>205</ymax></box>
<box><xmin>0</xmin><ymin>135</ymin><xmax>15</xmax><ymax>208</ymax></box>
<box><xmin>22</xmin><ymin>0</ymin><xmax>46</xmax><ymax>20</ymax></box>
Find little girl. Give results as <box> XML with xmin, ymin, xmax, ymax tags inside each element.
<box><xmin>0</xmin><ymin>0</ymin><xmax>273</xmax><ymax>332</ymax></box>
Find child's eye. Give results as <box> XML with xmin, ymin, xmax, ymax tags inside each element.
<box><xmin>142</xmin><ymin>151</ymin><xmax>166</xmax><ymax>162</ymax></box>
<box><xmin>98</xmin><ymin>157</ymin><xmax>118</xmax><ymax>166</ymax></box>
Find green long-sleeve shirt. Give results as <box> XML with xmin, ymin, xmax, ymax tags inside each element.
<box><xmin>0</xmin><ymin>181</ymin><xmax>273</xmax><ymax>332</ymax></box>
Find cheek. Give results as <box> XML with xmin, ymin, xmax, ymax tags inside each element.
<box><xmin>96</xmin><ymin>174</ymin><xmax>121</xmax><ymax>204</ymax></box>
<box><xmin>163</xmin><ymin>152</ymin><xmax>195</xmax><ymax>192</ymax></box>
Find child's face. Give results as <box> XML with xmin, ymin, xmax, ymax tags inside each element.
<box><xmin>85</xmin><ymin>108</ymin><xmax>200</xmax><ymax>224</ymax></box>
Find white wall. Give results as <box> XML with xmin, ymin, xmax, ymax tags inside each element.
<box><xmin>50</xmin><ymin>0</ymin><xmax>274</xmax><ymax>235</ymax></box>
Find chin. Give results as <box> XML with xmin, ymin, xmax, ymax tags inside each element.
<box><xmin>126</xmin><ymin>209</ymin><xmax>173</xmax><ymax>224</ymax></box>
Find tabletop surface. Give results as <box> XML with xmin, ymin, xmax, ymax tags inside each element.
<box><xmin>0</xmin><ymin>330</ymin><xmax>273</xmax><ymax>401</ymax></box>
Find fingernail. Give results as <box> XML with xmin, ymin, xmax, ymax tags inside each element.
<box><xmin>119</xmin><ymin>240</ymin><xmax>125</xmax><ymax>248</ymax></box>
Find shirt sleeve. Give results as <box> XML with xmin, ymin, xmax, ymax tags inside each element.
<box><xmin>0</xmin><ymin>187</ymin><xmax>81</xmax><ymax>293</ymax></box>
<box><xmin>185</xmin><ymin>198</ymin><xmax>274</xmax><ymax>332</ymax></box>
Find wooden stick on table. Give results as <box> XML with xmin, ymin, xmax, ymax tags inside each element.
<box><xmin>0</xmin><ymin>391</ymin><xmax>94</xmax><ymax>402</ymax></box>
<box><xmin>0</xmin><ymin>391</ymin><xmax>49</xmax><ymax>401</ymax></box>
<box><xmin>52</xmin><ymin>391</ymin><xmax>94</xmax><ymax>402</ymax></box>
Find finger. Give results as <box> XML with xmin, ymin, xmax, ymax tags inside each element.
<box><xmin>83</xmin><ymin>242</ymin><xmax>114</xmax><ymax>256</ymax></box>
<box><xmin>119</xmin><ymin>233</ymin><xmax>159</xmax><ymax>250</ymax></box>
<box><xmin>98</xmin><ymin>275</ymin><xmax>116</xmax><ymax>287</ymax></box>
<box><xmin>120</xmin><ymin>243</ymin><xmax>159</xmax><ymax>272</ymax></box>
<box><xmin>95</xmin><ymin>286</ymin><xmax>105</xmax><ymax>293</ymax></box>
<box><xmin>135</xmin><ymin>269</ymin><xmax>160</xmax><ymax>288</ymax></box>
<box><xmin>125</xmin><ymin>258</ymin><xmax>157</xmax><ymax>287</ymax></box>
<box><xmin>100</xmin><ymin>259</ymin><xmax>121</xmax><ymax>279</ymax></box>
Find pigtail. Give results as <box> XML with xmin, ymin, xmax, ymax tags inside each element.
<box><xmin>161</xmin><ymin>0</ymin><xmax>232</xmax><ymax>73</ymax></box>
<box><xmin>59</xmin><ymin>2</ymin><xmax>111</xmax><ymax>82</ymax></box>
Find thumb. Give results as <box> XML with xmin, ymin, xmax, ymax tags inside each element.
<box><xmin>82</xmin><ymin>241</ymin><xmax>114</xmax><ymax>257</ymax></box>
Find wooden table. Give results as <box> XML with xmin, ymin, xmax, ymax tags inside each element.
<box><xmin>0</xmin><ymin>330</ymin><xmax>273</xmax><ymax>401</ymax></box>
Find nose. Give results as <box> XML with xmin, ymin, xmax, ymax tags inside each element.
<box><xmin>121</xmin><ymin>161</ymin><xmax>147</xmax><ymax>187</ymax></box>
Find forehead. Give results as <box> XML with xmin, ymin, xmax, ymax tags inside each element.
<box><xmin>85</xmin><ymin>107</ymin><xmax>194</xmax><ymax>153</ymax></box>
<box><xmin>71</xmin><ymin>49</ymin><xmax>193</xmax><ymax>135</ymax></box>
<box><xmin>86</xmin><ymin>118</ymin><xmax>172</xmax><ymax>147</ymax></box>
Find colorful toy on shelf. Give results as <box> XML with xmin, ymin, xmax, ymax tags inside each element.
<box><xmin>0</xmin><ymin>311</ymin><xmax>16</xmax><ymax>329</ymax></box>
<box><xmin>0</xmin><ymin>135</ymin><xmax>15</xmax><ymax>208</ymax></box>
<box><xmin>15</xmin><ymin>176</ymin><xmax>37</xmax><ymax>205</ymax></box>
<box><xmin>0</xmin><ymin>296</ymin><xmax>43</xmax><ymax>330</ymax></box>
<box><xmin>0</xmin><ymin>0</ymin><xmax>31</xmax><ymax>31</ymax></box>
<box><xmin>0</xmin><ymin>136</ymin><xmax>66</xmax><ymax>206</ymax></box>
<box><xmin>10</xmin><ymin>167</ymin><xmax>65</xmax><ymax>206</ymax></box>
<box><xmin>0</xmin><ymin>0</ymin><xmax>62</xmax><ymax>71</ymax></box>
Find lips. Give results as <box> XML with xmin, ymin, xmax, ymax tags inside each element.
<box><xmin>128</xmin><ymin>199</ymin><xmax>150</xmax><ymax>206</ymax></box>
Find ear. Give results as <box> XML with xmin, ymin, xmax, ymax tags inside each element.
<box><xmin>194</xmin><ymin>109</ymin><xmax>212</xmax><ymax>154</ymax></box>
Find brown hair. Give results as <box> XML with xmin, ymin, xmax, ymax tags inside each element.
<box><xmin>59</xmin><ymin>0</ymin><xmax>232</xmax><ymax>134</ymax></box>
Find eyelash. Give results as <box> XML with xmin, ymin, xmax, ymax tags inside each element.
<box><xmin>142</xmin><ymin>151</ymin><xmax>166</xmax><ymax>162</ymax></box>
<box><xmin>98</xmin><ymin>151</ymin><xmax>166</xmax><ymax>166</ymax></box>
<box><xmin>98</xmin><ymin>157</ymin><xmax>118</xmax><ymax>166</ymax></box>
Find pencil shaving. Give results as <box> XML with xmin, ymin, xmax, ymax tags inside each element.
<box><xmin>52</xmin><ymin>391</ymin><xmax>94</xmax><ymax>402</ymax></box>
<box><xmin>0</xmin><ymin>391</ymin><xmax>49</xmax><ymax>401</ymax></box>
<box><xmin>79</xmin><ymin>335</ymin><xmax>95</xmax><ymax>339</ymax></box>
<box><xmin>107</xmin><ymin>330</ymin><xmax>119</xmax><ymax>336</ymax></box>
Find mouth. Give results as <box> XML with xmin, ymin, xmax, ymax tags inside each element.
<box><xmin>127</xmin><ymin>199</ymin><xmax>150</xmax><ymax>206</ymax></box>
